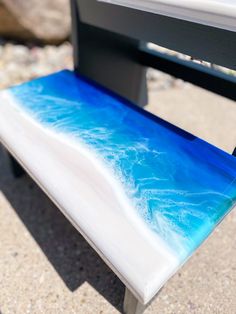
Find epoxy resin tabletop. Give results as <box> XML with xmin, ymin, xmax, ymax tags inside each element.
<box><xmin>0</xmin><ymin>70</ymin><xmax>236</xmax><ymax>303</ymax></box>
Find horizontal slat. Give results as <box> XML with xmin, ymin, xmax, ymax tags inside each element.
<box><xmin>139</xmin><ymin>47</ymin><xmax>236</xmax><ymax>101</ymax></box>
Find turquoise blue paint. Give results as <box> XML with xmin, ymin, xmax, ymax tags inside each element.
<box><xmin>9</xmin><ymin>70</ymin><xmax>236</xmax><ymax>260</ymax></box>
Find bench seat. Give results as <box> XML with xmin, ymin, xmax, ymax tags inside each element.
<box><xmin>0</xmin><ymin>70</ymin><xmax>236</xmax><ymax>304</ymax></box>
<box><xmin>100</xmin><ymin>0</ymin><xmax>236</xmax><ymax>32</ymax></box>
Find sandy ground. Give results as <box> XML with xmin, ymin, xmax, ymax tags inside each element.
<box><xmin>0</xmin><ymin>82</ymin><xmax>236</xmax><ymax>313</ymax></box>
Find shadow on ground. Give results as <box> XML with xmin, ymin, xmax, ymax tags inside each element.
<box><xmin>0</xmin><ymin>145</ymin><xmax>124</xmax><ymax>312</ymax></box>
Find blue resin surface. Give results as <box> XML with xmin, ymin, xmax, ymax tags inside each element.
<box><xmin>9</xmin><ymin>70</ymin><xmax>236</xmax><ymax>261</ymax></box>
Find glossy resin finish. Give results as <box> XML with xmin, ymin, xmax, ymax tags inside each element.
<box><xmin>0</xmin><ymin>70</ymin><xmax>236</xmax><ymax>303</ymax></box>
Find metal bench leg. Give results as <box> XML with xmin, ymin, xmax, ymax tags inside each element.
<box><xmin>123</xmin><ymin>288</ymin><xmax>147</xmax><ymax>314</ymax></box>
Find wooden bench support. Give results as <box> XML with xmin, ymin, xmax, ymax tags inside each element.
<box><xmin>8</xmin><ymin>153</ymin><xmax>25</xmax><ymax>178</ymax></box>
<box><xmin>233</xmin><ymin>147</ymin><xmax>236</xmax><ymax>157</ymax></box>
<box><xmin>123</xmin><ymin>288</ymin><xmax>147</xmax><ymax>314</ymax></box>
<box><xmin>71</xmin><ymin>1</ymin><xmax>148</xmax><ymax>107</ymax></box>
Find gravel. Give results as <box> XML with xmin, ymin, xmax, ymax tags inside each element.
<box><xmin>0</xmin><ymin>40</ymin><xmax>73</xmax><ymax>89</ymax></box>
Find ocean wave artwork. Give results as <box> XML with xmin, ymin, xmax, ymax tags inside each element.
<box><xmin>2</xmin><ymin>69</ymin><xmax>236</xmax><ymax>263</ymax></box>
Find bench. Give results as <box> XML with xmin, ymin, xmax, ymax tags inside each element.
<box><xmin>1</xmin><ymin>70</ymin><xmax>236</xmax><ymax>312</ymax></box>
<box><xmin>1</xmin><ymin>1</ymin><xmax>236</xmax><ymax>313</ymax></box>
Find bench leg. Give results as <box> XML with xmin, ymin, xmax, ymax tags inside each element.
<box><xmin>123</xmin><ymin>288</ymin><xmax>147</xmax><ymax>314</ymax></box>
<box><xmin>233</xmin><ymin>147</ymin><xmax>236</xmax><ymax>157</ymax></box>
<box><xmin>8</xmin><ymin>154</ymin><xmax>25</xmax><ymax>178</ymax></box>
<box><xmin>71</xmin><ymin>13</ymin><xmax>148</xmax><ymax>107</ymax></box>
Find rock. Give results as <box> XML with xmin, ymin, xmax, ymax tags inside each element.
<box><xmin>0</xmin><ymin>0</ymin><xmax>70</xmax><ymax>43</ymax></box>
<box><xmin>0</xmin><ymin>2</ymin><xmax>31</xmax><ymax>40</ymax></box>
